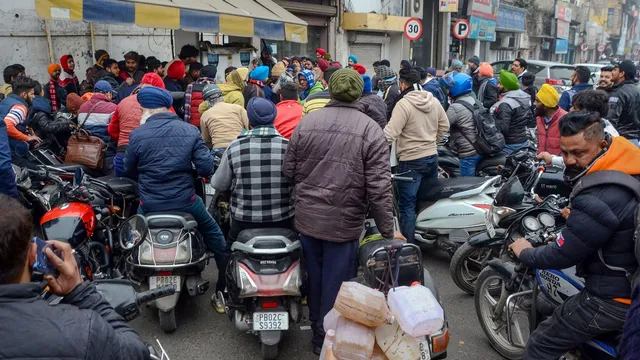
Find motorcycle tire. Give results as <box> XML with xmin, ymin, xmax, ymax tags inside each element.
<box><xmin>158</xmin><ymin>309</ymin><xmax>177</xmax><ymax>334</ymax></box>
<box><xmin>261</xmin><ymin>343</ymin><xmax>278</xmax><ymax>360</ymax></box>
<box><xmin>474</xmin><ymin>267</ymin><xmax>526</xmax><ymax>360</ymax></box>
<box><xmin>450</xmin><ymin>242</ymin><xmax>499</xmax><ymax>295</ymax></box>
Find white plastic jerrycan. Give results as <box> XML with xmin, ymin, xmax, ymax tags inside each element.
<box><xmin>387</xmin><ymin>283</ymin><xmax>444</xmax><ymax>337</ymax></box>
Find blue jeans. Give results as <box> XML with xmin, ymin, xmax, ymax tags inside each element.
<box><xmin>459</xmin><ymin>154</ymin><xmax>483</xmax><ymax>177</ymax></box>
<box><xmin>138</xmin><ymin>196</ymin><xmax>229</xmax><ymax>292</ymax></box>
<box><xmin>113</xmin><ymin>153</ymin><xmax>126</xmax><ymax>177</ymax></box>
<box><xmin>396</xmin><ymin>155</ymin><xmax>438</xmax><ymax>243</ymax></box>
<box><xmin>503</xmin><ymin>141</ymin><xmax>529</xmax><ymax>156</ymax></box>
<box><xmin>628</xmin><ymin>138</ymin><xmax>640</xmax><ymax>147</ymax></box>
<box><xmin>300</xmin><ymin>234</ymin><xmax>358</xmax><ymax>347</ymax></box>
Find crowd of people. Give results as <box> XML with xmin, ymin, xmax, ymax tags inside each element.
<box><xmin>2</xmin><ymin>43</ymin><xmax>640</xmax><ymax>359</ymax></box>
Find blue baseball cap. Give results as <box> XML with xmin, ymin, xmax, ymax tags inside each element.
<box><xmin>94</xmin><ymin>80</ymin><xmax>114</xmax><ymax>94</ymax></box>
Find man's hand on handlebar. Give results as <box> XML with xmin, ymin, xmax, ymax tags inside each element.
<box><xmin>509</xmin><ymin>238</ymin><xmax>533</xmax><ymax>258</ymax></box>
<box><xmin>537</xmin><ymin>152</ymin><xmax>553</xmax><ymax>165</ymax></box>
<box><xmin>43</xmin><ymin>240</ymin><xmax>83</xmax><ymax>296</ymax></box>
<box><xmin>27</xmin><ymin>135</ymin><xmax>42</xmax><ymax>144</ymax></box>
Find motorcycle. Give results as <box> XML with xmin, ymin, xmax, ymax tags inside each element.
<box><xmin>207</xmin><ymin>149</ymin><xmax>231</xmax><ymax>237</ymax></box>
<box><xmin>438</xmin><ymin>145</ymin><xmax>505</xmax><ymax>178</ymax></box>
<box><xmin>474</xmin><ymin>203</ymin><xmax>617</xmax><ymax>359</ymax></box>
<box><xmin>223</xmin><ymin>226</ymin><xmax>304</xmax><ymax>360</ymax></box>
<box><xmin>449</xmin><ymin>148</ymin><xmax>571</xmax><ymax>294</ymax></box>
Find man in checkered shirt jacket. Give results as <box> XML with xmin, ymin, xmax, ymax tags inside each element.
<box><xmin>210</xmin><ymin>97</ymin><xmax>294</xmax><ymax>241</ymax></box>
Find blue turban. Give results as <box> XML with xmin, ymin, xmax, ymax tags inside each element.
<box><xmin>250</xmin><ymin>66</ymin><xmax>270</xmax><ymax>82</ymax></box>
<box><xmin>137</xmin><ymin>86</ymin><xmax>173</xmax><ymax>109</ymax></box>
<box><xmin>247</xmin><ymin>97</ymin><xmax>277</xmax><ymax>126</ymax></box>
<box><xmin>362</xmin><ymin>75</ymin><xmax>372</xmax><ymax>94</ymax></box>
<box><xmin>348</xmin><ymin>55</ymin><xmax>358</xmax><ymax>64</ymax></box>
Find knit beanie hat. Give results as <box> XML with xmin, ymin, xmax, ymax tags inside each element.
<box><xmin>250</xmin><ymin>66</ymin><xmax>269</xmax><ymax>82</ymax></box>
<box><xmin>316</xmin><ymin>48</ymin><xmax>327</xmax><ymax>56</ymax></box>
<box><xmin>66</xmin><ymin>93</ymin><xmax>85</xmax><ymax>112</ymax></box>
<box><xmin>426</xmin><ymin>67</ymin><xmax>437</xmax><ymax>77</ymax></box>
<box><xmin>536</xmin><ymin>84</ymin><xmax>560</xmax><ymax>108</ymax></box>
<box><xmin>318</xmin><ymin>58</ymin><xmax>330</xmax><ymax>72</ymax></box>
<box><xmin>95</xmin><ymin>49</ymin><xmax>109</xmax><ymax>62</ymax></box>
<box><xmin>348</xmin><ymin>55</ymin><xmax>358</xmax><ymax>64</ymax></box>
<box><xmin>449</xmin><ymin>60</ymin><xmax>463</xmax><ymax>71</ymax></box>
<box><xmin>202</xmin><ymin>84</ymin><xmax>223</xmax><ymax>101</ymax></box>
<box><xmin>247</xmin><ymin>97</ymin><xmax>277</xmax><ymax>126</ymax></box>
<box><xmin>401</xmin><ymin>60</ymin><xmax>412</xmax><ymax>69</ymax></box>
<box><xmin>362</xmin><ymin>75</ymin><xmax>372</xmax><ymax>94</ymax></box>
<box><xmin>166</xmin><ymin>60</ymin><xmax>186</xmax><ymax>80</ymax></box>
<box><xmin>478</xmin><ymin>62</ymin><xmax>493</xmax><ymax>78</ymax></box>
<box><xmin>124</xmin><ymin>51</ymin><xmax>139</xmax><ymax>63</ymax></box>
<box><xmin>201</xmin><ymin>64</ymin><xmax>217</xmax><ymax>79</ymax></box>
<box><xmin>272</xmin><ymin>62</ymin><xmax>286</xmax><ymax>77</ymax></box>
<box><xmin>329</xmin><ymin>69</ymin><xmax>364</xmax><ymax>102</ymax></box>
<box><xmin>137</xmin><ymin>86</ymin><xmax>173</xmax><ymax>109</ymax></box>
<box><xmin>377</xmin><ymin>65</ymin><xmax>395</xmax><ymax>80</ymax></box>
<box><xmin>353</xmin><ymin>64</ymin><xmax>366</xmax><ymax>75</ymax></box>
<box><xmin>141</xmin><ymin>73</ymin><xmax>165</xmax><ymax>89</ymax></box>
<box><xmin>468</xmin><ymin>55</ymin><xmax>481</xmax><ymax>67</ymax></box>
<box><xmin>48</xmin><ymin>64</ymin><xmax>61</xmax><ymax>76</ymax></box>
<box><xmin>60</xmin><ymin>55</ymin><xmax>73</xmax><ymax>73</ymax></box>
<box><xmin>499</xmin><ymin>69</ymin><xmax>520</xmax><ymax>91</ymax></box>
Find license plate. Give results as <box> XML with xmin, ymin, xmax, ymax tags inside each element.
<box><xmin>485</xmin><ymin>210</ymin><xmax>496</xmax><ymax>238</ymax></box>
<box><xmin>252</xmin><ymin>312</ymin><xmax>289</xmax><ymax>331</ymax></box>
<box><xmin>205</xmin><ymin>184</ymin><xmax>215</xmax><ymax>195</ymax></box>
<box><xmin>419</xmin><ymin>338</ymin><xmax>431</xmax><ymax>360</ymax></box>
<box><xmin>149</xmin><ymin>276</ymin><xmax>181</xmax><ymax>292</ymax></box>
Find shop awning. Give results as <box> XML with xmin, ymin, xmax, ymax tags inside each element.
<box><xmin>35</xmin><ymin>0</ymin><xmax>308</xmax><ymax>43</ymax></box>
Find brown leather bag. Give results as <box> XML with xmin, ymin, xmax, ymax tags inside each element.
<box><xmin>65</xmin><ymin>103</ymin><xmax>107</xmax><ymax>170</ymax></box>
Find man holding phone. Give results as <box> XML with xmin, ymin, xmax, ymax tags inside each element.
<box><xmin>0</xmin><ymin>195</ymin><xmax>149</xmax><ymax>359</ymax></box>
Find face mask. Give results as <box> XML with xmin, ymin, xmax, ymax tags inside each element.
<box><xmin>563</xmin><ymin>164</ymin><xmax>587</xmax><ymax>186</ymax></box>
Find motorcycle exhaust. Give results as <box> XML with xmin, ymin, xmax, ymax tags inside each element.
<box><xmin>234</xmin><ymin>310</ymin><xmax>251</xmax><ymax>332</ymax></box>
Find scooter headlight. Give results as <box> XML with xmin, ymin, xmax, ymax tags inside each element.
<box><xmin>490</xmin><ymin>204</ymin><xmax>516</xmax><ymax>227</ymax></box>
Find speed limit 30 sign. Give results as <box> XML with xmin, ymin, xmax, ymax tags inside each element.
<box><xmin>404</xmin><ymin>18</ymin><xmax>423</xmax><ymax>41</ymax></box>
<box><xmin>453</xmin><ymin>19</ymin><xmax>470</xmax><ymax>40</ymax></box>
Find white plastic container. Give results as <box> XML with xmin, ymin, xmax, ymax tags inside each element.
<box><xmin>375</xmin><ymin>321</ymin><xmax>421</xmax><ymax>360</ymax></box>
<box><xmin>334</xmin><ymin>281</ymin><xmax>393</xmax><ymax>327</ymax></box>
<box><xmin>387</xmin><ymin>284</ymin><xmax>444</xmax><ymax>337</ymax></box>
<box><xmin>323</xmin><ymin>308</ymin><xmax>341</xmax><ymax>333</ymax></box>
<box><xmin>333</xmin><ymin>316</ymin><xmax>375</xmax><ymax>360</ymax></box>
<box><xmin>371</xmin><ymin>343</ymin><xmax>390</xmax><ymax>360</ymax></box>
<box><xmin>319</xmin><ymin>329</ymin><xmax>337</xmax><ymax>360</ymax></box>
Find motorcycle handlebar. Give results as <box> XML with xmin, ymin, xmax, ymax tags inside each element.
<box><xmin>136</xmin><ymin>285</ymin><xmax>176</xmax><ymax>305</ymax></box>
<box><xmin>392</xmin><ymin>175</ymin><xmax>414</xmax><ymax>183</ymax></box>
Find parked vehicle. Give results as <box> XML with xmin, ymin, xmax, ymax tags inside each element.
<box><xmin>490</xmin><ymin>60</ymin><xmax>575</xmax><ymax>93</ymax></box>
<box><xmin>574</xmin><ymin>63</ymin><xmax>607</xmax><ymax>84</ymax></box>
<box><xmin>438</xmin><ymin>145</ymin><xmax>505</xmax><ymax>178</ymax></box>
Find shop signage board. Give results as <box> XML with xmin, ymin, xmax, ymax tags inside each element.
<box><xmin>439</xmin><ymin>0</ymin><xmax>459</xmax><ymax>12</ymax></box>
<box><xmin>496</xmin><ymin>5</ymin><xmax>526</xmax><ymax>32</ymax></box>
<box><xmin>555</xmin><ymin>2</ymin><xmax>572</xmax><ymax>22</ymax></box>
<box><xmin>468</xmin><ymin>0</ymin><xmax>500</xmax><ymax>21</ymax></box>
<box><xmin>468</xmin><ymin>16</ymin><xmax>496</xmax><ymax>41</ymax></box>
<box><xmin>555</xmin><ymin>38</ymin><xmax>568</xmax><ymax>54</ymax></box>
<box><xmin>556</xmin><ymin>20</ymin><xmax>570</xmax><ymax>40</ymax></box>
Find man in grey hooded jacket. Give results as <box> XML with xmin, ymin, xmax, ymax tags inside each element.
<box><xmin>491</xmin><ymin>69</ymin><xmax>532</xmax><ymax>155</ymax></box>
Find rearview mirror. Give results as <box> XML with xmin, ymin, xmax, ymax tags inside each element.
<box><xmin>119</xmin><ymin>214</ymin><xmax>148</xmax><ymax>250</ymax></box>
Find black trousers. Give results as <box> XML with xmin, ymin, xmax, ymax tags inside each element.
<box><xmin>524</xmin><ymin>290</ymin><xmax>628</xmax><ymax>359</ymax></box>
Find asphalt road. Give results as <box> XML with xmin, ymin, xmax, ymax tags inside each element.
<box><xmin>131</xmin><ymin>249</ymin><xmax>501</xmax><ymax>360</ymax></box>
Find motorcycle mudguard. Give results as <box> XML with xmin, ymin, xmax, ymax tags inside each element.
<box><xmin>468</xmin><ymin>229</ymin><xmax>506</xmax><ymax>247</ymax></box>
<box><xmin>487</xmin><ymin>259</ymin><xmax>517</xmax><ymax>280</ymax></box>
<box><xmin>422</xmin><ymin>268</ymin><xmax>440</xmax><ymax>301</ymax></box>
<box><xmin>155</xmin><ymin>292</ymin><xmax>180</xmax><ymax>312</ymax></box>
<box><xmin>259</xmin><ymin>330</ymin><xmax>282</xmax><ymax>346</ymax></box>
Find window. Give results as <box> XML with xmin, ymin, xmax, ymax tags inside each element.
<box><xmin>527</xmin><ymin>64</ymin><xmax>545</xmax><ymax>75</ymax></box>
<box><xmin>267</xmin><ymin>26</ymin><xmax>323</xmax><ymax>60</ymax></box>
<box><xmin>492</xmin><ymin>61</ymin><xmax>511</xmax><ymax>74</ymax></box>
<box><xmin>550</xmin><ymin>66</ymin><xmax>575</xmax><ymax>80</ymax></box>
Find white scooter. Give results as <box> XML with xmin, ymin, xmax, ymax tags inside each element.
<box><xmin>391</xmin><ymin>142</ymin><xmax>500</xmax><ymax>256</ymax></box>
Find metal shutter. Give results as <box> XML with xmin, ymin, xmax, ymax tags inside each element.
<box><xmin>349</xmin><ymin>44</ymin><xmax>382</xmax><ymax>76</ymax></box>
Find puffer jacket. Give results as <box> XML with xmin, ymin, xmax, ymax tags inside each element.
<box><xmin>357</xmin><ymin>93</ymin><xmax>388</xmax><ymax>129</ymax></box>
<box><xmin>446</xmin><ymin>94</ymin><xmax>477</xmax><ymax>157</ymax></box>
<box><xmin>108</xmin><ymin>93</ymin><xmax>142</xmax><ymax>148</ymax></box>
<box><xmin>0</xmin><ymin>281</ymin><xmax>149</xmax><ymax>359</ymax></box>
<box><xmin>491</xmin><ymin>90</ymin><xmax>531</xmax><ymax>145</ymax></box>
<box><xmin>520</xmin><ymin>136</ymin><xmax>640</xmax><ymax>299</ymax></box>
<box><xmin>219</xmin><ymin>83</ymin><xmax>245</xmax><ymax>106</ymax></box>
<box><xmin>78</xmin><ymin>93</ymin><xmax>116</xmax><ymax>143</ymax></box>
<box><xmin>606</xmin><ymin>80</ymin><xmax>640</xmax><ymax>140</ymax></box>
<box><xmin>28</xmin><ymin>96</ymin><xmax>72</xmax><ymax>152</ymax></box>
<box><xmin>124</xmin><ymin>111</ymin><xmax>214</xmax><ymax>212</ymax></box>
<box><xmin>536</xmin><ymin>108</ymin><xmax>567</xmax><ymax>155</ymax></box>
<box><xmin>477</xmin><ymin>77</ymin><xmax>499</xmax><ymax>109</ymax></box>
<box><xmin>283</xmin><ymin>100</ymin><xmax>394</xmax><ymax>242</ymax></box>
<box><xmin>164</xmin><ymin>78</ymin><xmax>185</xmax><ymax>119</ymax></box>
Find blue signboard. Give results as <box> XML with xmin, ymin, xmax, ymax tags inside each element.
<box><xmin>555</xmin><ymin>38</ymin><xmax>568</xmax><ymax>54</ymax></box>
<box><xmin>497</xmin><ymin>5</ymin><xmax>526</xmax><ymax>32</ymax></box>
<box><xmin>468</xmin><ymin>16</ymin><xmax>496</xmax><ymax>42</ymax></box>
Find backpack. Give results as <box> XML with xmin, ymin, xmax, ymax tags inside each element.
<box><xmin>458</xmin><ymin>100</ymin><xmax>506</xmax><ymax>157</ymax></box>
<box><xmin>569</xmin><ymin>170</ymin><xmax>640</xmax><ymax>290</ymax></box>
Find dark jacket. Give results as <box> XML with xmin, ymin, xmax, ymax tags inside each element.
<box><xmin>471</xmin><ymin>68</ymin><xmax>480</xmax><ymax>95</ymax></box>
<box><xmin>164</xmin><ymin>78</ymin><xmax>185</xmax><ymax>119</ymax></box>
<box><xmin>606</xmin><ymin>80</ymin><xmax>640</xmax><ymax>140</ymax></box>
<box><xmin>422</xmin><ymin>78</ymin><xmax>446</xmax><ymax>107</ymax></box>
<box><xmin>0</xmin><ymin>281</ymin><xmax>148</xmax><ymax>359</ymax></box>
<box><xmin>620</xmin><ymin>283</ymin><xmax>640</xmax><ymax>359</ymax></box>
<box><xmin>383</xmin><ymin>83</ymin><xmax>401</xmax><ymax>120</ymax></box>
<box><xmin>242</xmin><ymin>81</ymin><xmax>266</xmax><ymax>108</ymax></box>
<box><xmin>87</xmin><ymin>64</ymin><xmax>108</xmax><ymax>86</ymax></box>
<box><xmin>558</xmin><ymin>83</ymin><xmax>593</xmax><ymax>111</ymax></box>
<box><xmin>124</xmin><ymin>111</ymin><xmax>214</xmax><ymax>212</ymax></box>
<box><xmin>520</xmin><ymin>136</ymin><xmax>640</xmax><ymax>299</ymax></box>
<box><xmin>477</xmin><ymin>77</ymin><xmax>499</xmax><ymax>110</ymax></box>
<box><xmin>283</xmin><ymin>100</ymin><xmax>394</xmax><ymax>242</ymax></box>
<box><xmin>446</xmin><ymin>94</ymin><xmax>477</xmax><ymax>157</ymax></box>
<box><xmin>358</xmin><ymin>93</ymin><xmax>388</xmax><ymax>129</ymax></box>
<box><xmin>28</xmin><ymin>96</ymin><xmax>72</xmax><ymax>152</ymax></box>
<box><xmin>491</xmin><ymin>90</ymin><xmax>531</xmax><ymax>144</ymax></box>
<box><xmin>523</xmin><ymin>85</ymin><xmax>538</xmax><ymax>118</ymax></box>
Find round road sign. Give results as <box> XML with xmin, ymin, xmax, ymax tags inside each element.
<box><xmin>453</xmin><ymin>19</ymin><xmax>470</xmax><ymax>40</ymax></box>
<box><xmin>581</xmin><ymin>43</ymin><xmax>589</xmax><ymax>52</ymax></box>
<box><xmin>597</xmin><ymin>44</ymin><xmax>605</xmax><ymax>52</ymax></box>
<box><xmin>404</xmin><ymin>18</ymin><xmax>422</xmax><ymax>41</ymax></box>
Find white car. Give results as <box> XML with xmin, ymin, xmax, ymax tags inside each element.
<box><xmin>574</xmin><ymin>63</ymin><xmax>609</xmax><ymax>84</ymax></box>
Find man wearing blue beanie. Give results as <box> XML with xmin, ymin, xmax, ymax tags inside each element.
<box><xmin>358</xmin><ymin>74</ymin><xmax>387</xmax><ymax>128</ymax></box>
<box><xmin>211</xmin><ymin>95</ymin><xmax>294</xmax><ymax>256</ymax></box>
<box><xmin>124</xmin><ymin>86</ymin><xmax>230</xmax><ymax>313</ymax></box>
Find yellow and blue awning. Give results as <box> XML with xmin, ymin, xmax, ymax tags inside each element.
<box><xmin>35</xmin><ymin>0</ymin><xmax>308</xmax><ymax>43</ymax></box>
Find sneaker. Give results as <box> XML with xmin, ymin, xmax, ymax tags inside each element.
<box><xmin>211</xmin><ymin>291</ymin><xmax>226</xmax><ymax>314</ymax></box>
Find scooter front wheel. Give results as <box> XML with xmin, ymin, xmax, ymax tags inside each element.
<box><xmin>261</xmin><ymin>343</ymin><xmax>278</xmax><ymax>360</ymax></box>
<box><xmin>158</xmin><ymin>309</ymin><xmax>177</xmax><ymax>333</ymax></box>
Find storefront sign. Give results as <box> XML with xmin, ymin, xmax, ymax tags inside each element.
<box><xmin>556</xmin><ymin>20</ymin><xmax>570</xmax><ymax>39</ymax></box>
<box><xmin>468</xmin><ymin>16</ymin><xmax>496</xmax><ymax>41</ymax></box>
<box><xmin>496</xmin><ymin>5</ymin><xmax>526</xmax><ymax>32</ymax></box>
<box><xmin>439</xmin><ymin>0</ymin><xmax>459</xmax><ymax>12</ymax></box>
<box><xmin>468</xmin><ymin>0</ymin><xmax>500</xmax><ymax>21</ymax></box>
<box><xmin>555</xmin><ymin>38</ymin><xmax>568</xmax><ymax>54</ymax></box>
<box><xmin>555</xmin><ymin>2</ymin><xmax>572</xmax><ymax>22</ymax></box>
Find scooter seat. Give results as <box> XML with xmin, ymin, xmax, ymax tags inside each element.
<box><xmin>418</xmin><ymin>177</ymin><xmax>488</xmax><ymax>201</ymax></box>
<box><xmin>476</xmin><ymin>153</ymin><xmax>506</xmax><ymax>170</ymax></box>
<box><xmin>236</xmin><ymin>228</ymin><xmax>297</xmax><ymax>245</ymax></box>
<box><xmin>146</xmin><ymin>212</ymin><xmax>198</xmax><ymax>230</ymax></box>
<box><xmin>96</xmin><ymin>176</ymin><xmax>138</xmax><ymax>196</ymax></box>
<box><xmin>438</xmin><ymin>146</ymin><xmax>458</xmax><ymax>158</ymax></box>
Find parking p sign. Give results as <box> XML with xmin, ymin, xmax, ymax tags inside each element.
<box><xmin>453</xmin><ymin>19</ymin><xmax>470</xmax><ymax>40</ymax></box>
<box><xmin>404</xmin><ymin>18</ymin><xmax>422</xmax><ymax>41</ymax></box>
